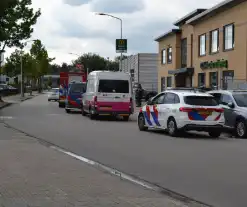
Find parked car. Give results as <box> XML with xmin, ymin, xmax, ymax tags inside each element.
<box><xmin>208</xmin><ymin>90</ymin><xmax>247</xmax><ymax>138</ymax></box>
<box><xmin>0</xmin><ymin>84</ymin><xmax>18</xmax><ymax>96</ymax></box>
<box><xmin>48</xmin><ymin>88</ymin><xmax>59</xmax><ymax>101</ymax></box>
<box><xmin>133</xmin><ymin>83</ymin><xmax>157</xmax><ymax>101</ymax></box>
<box><xmin>6</xmin><ymin>85</ymin><xmax>18</xmax><ymax>94</ymax></box>
<box><xmin>138</xmin><ymin>90</ymin><xmax>225</xmax><ymax>138</ymax></box>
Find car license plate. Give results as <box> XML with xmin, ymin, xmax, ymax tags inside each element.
<box><xmin>101</xmin><ymin>107</ymin><xmax>112</xmax><ymax>110</ymax></box>
<box><xmin>199</xmin><ymin>111</ymin><xmax>212</xmax><ymax>115</ymax></box>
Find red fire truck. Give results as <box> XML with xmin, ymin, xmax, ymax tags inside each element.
<box><xmin>58</xmin><ymin>72</ymin><xmax>86</xmax><ymax>107</ymax></box>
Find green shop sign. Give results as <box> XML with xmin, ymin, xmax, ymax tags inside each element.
<box><xmin>200</xmin><ymin>59</ymin><xmax>228</xmax><ymax>69</ymax></box>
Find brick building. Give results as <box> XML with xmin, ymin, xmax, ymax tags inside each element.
<box><xmin>155</xmin><ymin>0</ymin><xmax>247</xmax><ymax>92</ymax></box>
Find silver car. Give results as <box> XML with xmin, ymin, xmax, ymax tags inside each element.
<box><xmin>48</xmin><ymin>88</ymin><xmax>59</xmax><ymax>101</ymax></box>
<box><xmin>208</xmin><ymin>90</ymin><xmax>247</xmax><ymax>138</ymax></box>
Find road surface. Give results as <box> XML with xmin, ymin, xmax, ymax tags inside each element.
<box><xmin>1</xmin><ymin>94</ymin><xmax>247</xmax><ymax>207</ymax></box>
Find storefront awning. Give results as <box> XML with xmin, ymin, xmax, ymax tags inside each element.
<box><xmin>168</xmin><ymin>67</ymin><xmax>194</xmax><ymax>75</ymax></box>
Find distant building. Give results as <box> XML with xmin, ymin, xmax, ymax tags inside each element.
<box><xmin>120</xmin><ymin>53</ymin><xmax>158</xmax><ymax>91</ymax></box>
<box><xmin>42</xmin><ymin>75</ymin><xmax>60</xmax><ymax>88</ymax></box>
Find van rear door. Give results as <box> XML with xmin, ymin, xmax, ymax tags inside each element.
<box><xmin>97</xmin><ymin>79</ymin><xmax>130</xmax><ymax>112</ymax></box>
<box><xmin>68</xmin><ymin>83</ymin><xmax>86</xmax><ymax>107</ymax></box>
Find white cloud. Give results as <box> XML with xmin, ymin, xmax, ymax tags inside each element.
<box><xmin>5</xmin><ymin>0</ymin><xmax>224</xmax><ymax>65</ymax></box>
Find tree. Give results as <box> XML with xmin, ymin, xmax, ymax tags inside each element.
<box><xmin>72</xmin><ymin>53</ymin><xmax>107</xmax><ymax>74</ymax></box>
<box><xmin>30</xmin><ymin>40</ymin><xmax>54</xmax><ymax>92</ymax></box>
<box><xmin>0</xmin><ymin>0</ymin><xmax>41</xmax><ymax>51</ymax></box>
<box><xmin>2</xmin><ymin>49</ymin><xmax>34</xmax><ymax>78</ymax></box>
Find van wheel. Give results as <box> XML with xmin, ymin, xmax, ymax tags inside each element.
<box><xmin>89</xmin><ymin>108</ymin><xmax>97</xmax><ymax>120</ymax></box>
<box><xmin>123</xmin><ymin>116</ymin><xmax>130</xmax><ymax>121</ymax></box>
<box><xmin>81</xmin><ymin>105</ymin><xmax>87</xmax><ymax>116</ymax></box>
<box><xmin>65</xmin><ymin>108</ymin><xmax>70</xmax><ymax>113</ymax></box>
<box><xmin>208</xmin><ymin>131</ymin><xmax>221</xmax><ymax>138</ymax></box>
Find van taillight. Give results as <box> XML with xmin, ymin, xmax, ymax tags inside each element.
<box><xmin>93</xmin><ymin>96</ymin><xmax>97</xmax><ymax>108</ymax></box>
<box><xmin>129</xmin><ymin>97</ymin><xmax>133</xmax><ymax>112</ymax></box>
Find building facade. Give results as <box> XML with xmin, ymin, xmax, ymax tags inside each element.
<box><xmin>155</xmin><ymin>0</ymin><xmax>247</xmax><ymax>92</ymax></box>
<box><xmin>121</xmin><ymin>53</ymin><xmax>158</xmax><ymax>91</ymax></box>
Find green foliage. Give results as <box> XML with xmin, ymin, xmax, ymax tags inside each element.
<box><xmin>0</xmin><ymin>0</ymin><xmax>41</xmax><ymax>50</ymax></box>
<box><xmin>71</xmin><ymin>53</ymin><xmax>120</xmax><ymax>73</ymax></box>
<box><xmin>3</xmin><ymin>40</ymin><xmax>54</xmax><ymax>80</ymax></box>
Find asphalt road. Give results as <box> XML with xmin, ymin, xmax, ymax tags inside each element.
<box><xmin>1</xmin><ymin>94</ymin><xmax>247</xmax><ymax>207</ymax></box>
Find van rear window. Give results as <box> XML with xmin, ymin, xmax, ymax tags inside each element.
<box><xmin>98</xmin><ymin>80</ymin><xmax>129</xmax><ymax>93</ymax></box>
<box><xmin>184</xmin><ymin>96</ymin><xmax>218</xmax><ymax>106</ymax></box>
<box><xmin>69</xmin><ymin>83</ymin><xmax>86</xmax><ymax>93</ymax></box>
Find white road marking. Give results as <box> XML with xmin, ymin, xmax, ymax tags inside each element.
<box><xmin>50</xmin><ymin>146</ymin><xmax>188</xmax><ymax>206</ymax></box>
<box><xmin>0</xmin><ymin>116</ymin><xmax>14</xmax><ymax>120</ymax></box>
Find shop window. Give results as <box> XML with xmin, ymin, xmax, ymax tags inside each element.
<box><xmin>209</xmin><ymin>72</ymin><xmax>218</xmax><ymax>89</ymax></box>
<box><xmin>199</xmin><ymin>34</ymin><xmax>206</xmax><ymax>56</ymax></box>
<box><xmin>223</xmin><ymin>23</ymin><xmax>234</xmax><ymax>50</ymax></box>
<box><xmin>198</xmin><ymin>73</ymin><xmax>205</xmax><ymax>87</ymax></box>
<box><xmin>167</xmin><ymin>77</ymin><xmax>172</xmax><ymax>87</ymax></box>
<box><xmin>210</xmin><ymin>29</ymin><xmax>219</xmax><ymax>53</ymax></box>
<box><xmin>167</xmin><ymin>47</ymin><xmax>172</xmax><ymax>63</ymax></box>
<box><xmin>161</xmin><ymin>49</ymin><xmax>166</xmax><ymax>64</ymax></box>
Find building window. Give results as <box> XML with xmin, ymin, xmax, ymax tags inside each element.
<box><xmin>181</xmin><ymin>38</ymin><xmax>187</xmax><ymax>68</ymax></box>
<box><xmin>209</xmin><ymin>72</ymin><xmax>218</xmax><ymax>89</ymax></box>
<box><xmin>161</xmin><ymin>49</ymin><xmax>166</xmax><ymax>64</ymax></box>
<box><xmin>224</xmin><ymin>24</ymin><xmax>234</xmax><ymax>50</ymax></box>
<box><xmin>199</xmin><ymin>34</ymin><xmax>206</xmax><ymax>56</ymax></box>
<box><xmin>210</xmin><ymin>29</ymin><xmax>219</xmax><ymax>53</ymax></box>
<box><xmin>167</xmin><ymin>77</ymin><xmax>172</xmax><ymax>87</ymax></box>
<box><xmin>167</xmin><ymin>47</ymin><xmax>172</xmax><ymax>63</ymax></box>
<box><xmin>198</xmin><ymin>73</ymin><xmax>205</xmax><ymax>87</ymax></box>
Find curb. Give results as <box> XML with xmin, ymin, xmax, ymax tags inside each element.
<box><xmin>0</xmin><ymin>94</ymin><xmax>39</xmax><ymax>110</ymax></box>
<box><xmin>0</xmin><ymin>103</ymin><xmax>12</xmax><ymax>110</ymax></box>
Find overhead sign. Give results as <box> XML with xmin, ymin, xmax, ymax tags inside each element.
<box><xmin>200</xmin><ymin>59</ymin><xmax>228</xmax><ymax>69</ymax></box>
<box><xmin>116</xmin><ymin>39</ymin><xmax>127</xmax><ymax>53</ymax></box>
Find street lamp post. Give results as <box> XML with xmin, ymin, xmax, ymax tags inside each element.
<box><xmin>96</xmin><ymin>13</ymin><xmax>123</xmax><ymax>71</ymax></box>
<box><xmin>20</xmin><ymin>39</ymin><xmax>37</xmax><ymax>98</ymax></box>
<box><xmin>68</xmin><ymin>52</ymin><xmax>88</xmax><ymax>77</ymax></box>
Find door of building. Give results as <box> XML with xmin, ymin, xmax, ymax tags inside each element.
<box><xmin>161</xmin><ymin>77</ymin><xmax>166</xmax><ymax>91</ymax></box>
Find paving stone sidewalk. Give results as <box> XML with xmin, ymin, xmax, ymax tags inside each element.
<box><xmin>0</xmin><ymin>123</ymin><xmax>188</xmax><ymax>207</ymax></box>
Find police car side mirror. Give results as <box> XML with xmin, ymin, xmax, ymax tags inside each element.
<box><xmin>147</xmin><ymin>98</ymin><xmax>153</xmax><ymax>105</ymax></box>
<box><xmin>227</xmin><ymin>102</ymin><xmax>234</xmax><ymax>108</ymax></box>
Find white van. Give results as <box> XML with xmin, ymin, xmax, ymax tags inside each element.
<box><xmin>81</xmin><ymin>71</ymin><xmax>133</xmax><ymax>121</ymax></box>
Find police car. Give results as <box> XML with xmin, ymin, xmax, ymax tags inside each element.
<box><xmin>137</xmin><ymin>90</ymin><xmax>225</xmax><ymax>138</ymax></box>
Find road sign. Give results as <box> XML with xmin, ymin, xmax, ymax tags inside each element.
<box><xmin>116</xmin><ymin>39</ymin><xmax>127</xmax><ymax>53</ymax></box>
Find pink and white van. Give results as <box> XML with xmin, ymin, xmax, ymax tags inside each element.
<box><xmin>81</xmin><ymin>71</ymin><xmax>134</xmax><ymax>121</ymax></box>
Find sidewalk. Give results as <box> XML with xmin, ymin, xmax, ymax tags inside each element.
<box><xmin>0</xmin><ymin>123</ymin><xmax>187</xmax><ymax>207</ymax></box>
<box><xmin>0</xmin><ymin>92</ymin><xmax>39</xmax><ymax>109</ymax></box>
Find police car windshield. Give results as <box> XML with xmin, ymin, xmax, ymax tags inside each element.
<box><xmin>70</xmin><ymin>83</ymin><xmax>86</xmax><ymax>93</ymax></box>
<box><xmin>184</xmin><ymin>96</ymin><xmax>218</xmax><ymax>106</ymax></box>
<box><xmin>98</xmin><ymin>80</ymin><xmax>129</xmax><ymax>93</ymax></box>
<box><xmin>233</xmin><ymin>93</ymin><xmax>247</xmax><ymax>107</ymax></box>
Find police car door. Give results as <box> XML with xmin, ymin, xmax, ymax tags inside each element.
<box><xmin>148</xmin><ymin>93</ymin><xmax>166</xmax><ymax>127</ymax></box>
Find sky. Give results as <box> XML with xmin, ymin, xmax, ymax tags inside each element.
<box><xmin>5</xmin><ymin>0</ymin><xmax>223</xmax><ymax>65</ymax></box>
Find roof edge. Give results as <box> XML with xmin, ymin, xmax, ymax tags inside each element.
<box><xmin>186</xmin><ymin>0</ymin><xmax>246</xmax><ymax>25</ymax></box>
<box><xmin>173</xmin><ymin>9</ymin><xmax>207</xmax><ymax>27</ymax></box>
<box><xmin>154</xmin><ymin>29</ymin><xmax>181</xmax><ymax>42</ymax></box>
